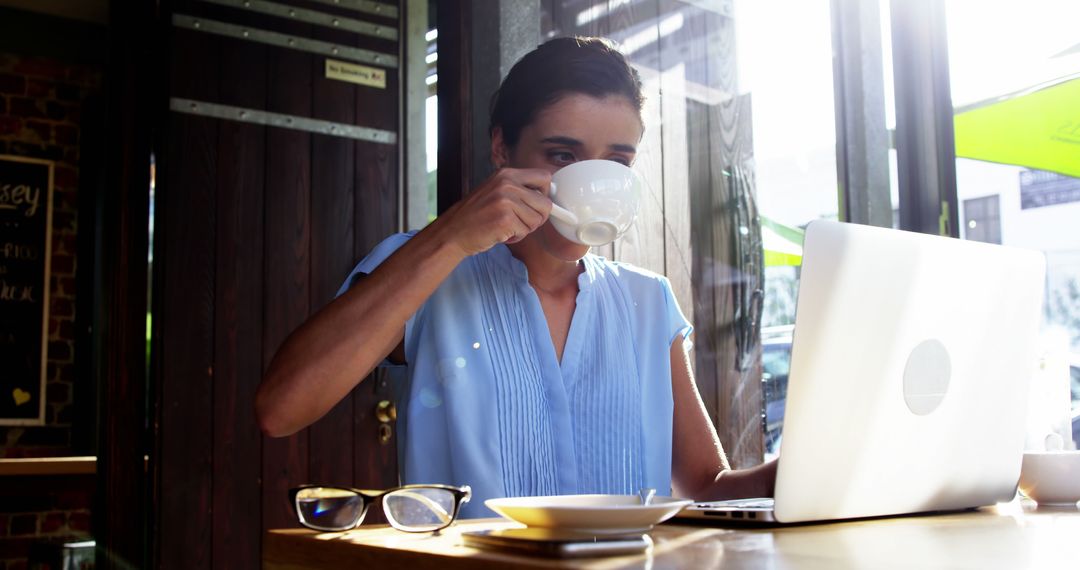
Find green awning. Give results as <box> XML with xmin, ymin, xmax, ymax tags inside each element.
<box><xmin>954</xmin><ymin>75</ymin><xmax>1080</xmax><ymax>179</ymax></box>
<box><xmin>761</xmin><ymin>216</ymin><xmax>804</xmax><ymax>267</ymax></box>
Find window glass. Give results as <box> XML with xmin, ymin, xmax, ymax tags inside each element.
<box><xmin>539</xmin><ymin>0</ymin><xmax>859</xmax><ymax>461</ymax></box>
<box><xmin>946</xmin><ymin>0</ymin><xmax>1080</xmax><ymax>415</ymax></box>
<box><xmin>735</xmin><ymin>0</ymin><xmax>842</xmax><ymax>460</ymax></box>
<box><xmin>425</xmin><ymin>26</ymin><xmax>438</xmax><ymax>223</ymax></box>
<box><xmin>536</xmin><ymin>1</ymin><xmax>919</xmax><ymax>461</ymax></box>
<box><xmin>962</xmin><ymin>195</ymin><xmax>1001</xmax><ymax>244</ymax></box>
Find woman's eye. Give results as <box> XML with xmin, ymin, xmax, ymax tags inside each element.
<box><xmin>549</xmin><ymin>151</ymin><xmax>575</xmax><ymax>165</ymax></box>
<box><xmin>610</xmin><ymin>157</ymin><xmax>631</xmax><ymax>166</ymax></box>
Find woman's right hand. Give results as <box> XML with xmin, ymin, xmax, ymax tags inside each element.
<box><xmin>439</xmin><ymin>168</ymin><xmax>555</xmax><ymax>256</ymax></box>
<box><xmin>256</xmin><ymin>169</ymin><xmax>555</xmax><ymax>437</ymax></box>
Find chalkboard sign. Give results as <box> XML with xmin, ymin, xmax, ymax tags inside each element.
<box><xmin>0</xmin><ymin>155</ymin><xmax>53</xmax><ymax>425</ymax></box>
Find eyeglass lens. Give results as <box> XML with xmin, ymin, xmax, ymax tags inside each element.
<box><xmin>296</xmin><ymin>488</ymin><xmax>366</xmax><ymax>531</ymax></box>
<box><xmin>383</xmin><ymin>487</ymin><xmax>457</xmax><ymax>532</ymax></box>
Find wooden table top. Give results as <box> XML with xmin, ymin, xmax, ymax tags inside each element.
<box><xmin>264</xmin><ymin>500</ymin><xmax>1080</xmax><ymax>569</ymax></box>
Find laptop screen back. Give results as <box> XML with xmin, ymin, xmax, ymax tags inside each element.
<box><xmin>773</xmin><ymin>221</ymin><xmax>1046</xmax><ymax>523</ymax></box>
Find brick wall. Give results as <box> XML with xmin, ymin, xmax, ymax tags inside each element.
<box><xmin>0</xmin><ymin>476</ymin><xmax>94</xmax><ymax>570</ymax></box>
<box><xmin>0</xmin><ymin>52</ymin><xmax>101</xmax><ymax>457</ymax></box>
<box><xmin>0</xmin><ymin>52</ymin><xmax>102</xmax><ymax>570</ymax></box>
<box><xmin>0</xmin><ymin>479</ymin><xmax>92</xmax><ymax>565</ymax></box>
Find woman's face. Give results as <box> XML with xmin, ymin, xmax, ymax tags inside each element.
<box><xmin>495</xmin><ymin>93</ymin><xmax>644</xmax><ymax>261</ymax></box>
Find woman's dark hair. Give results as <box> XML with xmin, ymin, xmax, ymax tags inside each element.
<box><xmin>489</xmin><ymin>36</ymin><xmax>645</xmax><ymax>148</ymax></box>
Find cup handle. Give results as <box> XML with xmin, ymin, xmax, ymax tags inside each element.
<box><xmin>548</xmin><ymin>203</ymin><xmax>579</xmax><ymax>226</ymax></box>
<box><xmin>546</xmin><ymin>182</ymin><xmax>579</xmax><ymax>225</ymax></box>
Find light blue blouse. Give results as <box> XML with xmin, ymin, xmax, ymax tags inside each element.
<box><xmin>339</xmin><ymin>232</ymin><xmax>693</xmax><ymax>518</ymax></box>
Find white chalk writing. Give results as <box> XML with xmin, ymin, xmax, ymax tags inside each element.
<box><xmin>0</xmin><ymin>184</ymin><xmax>42</xmax><ymax>217</ymax></box>
<box><xmin>0</xmin><ymin>279</ymin><xmax>36</xmax><ymax>303</ymax></box>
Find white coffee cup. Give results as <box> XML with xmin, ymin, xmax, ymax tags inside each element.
<box><xmin>1018</xmin><ymin>449</ymin><xmax>1080</xmax><ymax>506</ymax></box>
<box><xmin>546</xmin><ymin>159</ymin><xmax>643</xmax><ymax>246</ymax></box>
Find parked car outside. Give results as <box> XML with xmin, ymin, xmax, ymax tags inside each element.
<box><xmin>762</xmin><ymin>325</ymin><xmax>793</xmax><ymax>460</ymax></box>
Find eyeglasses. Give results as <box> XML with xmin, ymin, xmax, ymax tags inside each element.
<box><xmin>289</xmin><ymin>484</ymin><xmax>471</xmax><ymax>533</ymax></box>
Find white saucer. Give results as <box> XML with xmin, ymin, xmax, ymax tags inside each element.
<box><xmin>485</xmin><ymin>494</ymin><xmax>693</xmax><ymax>534</ymax></box>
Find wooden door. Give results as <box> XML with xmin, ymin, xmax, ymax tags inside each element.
<box><xmin>154</xmin><ymin>1</ymin><xmax>401</xmax><ymax>568</ymax></box>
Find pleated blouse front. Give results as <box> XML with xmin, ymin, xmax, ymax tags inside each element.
<box><xmin>341</xmin><ymin>232</ymin><xmax>693</xmax><ymax>518</ymax></box>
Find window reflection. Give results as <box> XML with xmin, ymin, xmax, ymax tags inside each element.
<box><xmin>736</xmin><ymin>0</ymin><xmax>842</xmax><ymax>460</ymax></box>
<box><xmin>539</xmin><ymin>0</ymin><xmax>847</xmax><ymax>462</ymax></box>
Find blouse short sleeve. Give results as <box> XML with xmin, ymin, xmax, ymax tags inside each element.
<box><xmin>660</xmin><ymin>276</ymin><xmax>694</xmax><ymax>351</ymax></box>
<box><xmin>335</xmin><ymin>231</ymin><xmax>417</xmax><ymax>297</ymax></box>
<box><xmin>334</xmin><ymin>231</ymin><xmax>419</xmax><ymax>369</ymax></box>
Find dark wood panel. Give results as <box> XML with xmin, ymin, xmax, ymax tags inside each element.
<box><xmin>685</xmin><ymin>0</ymin><xmax>727</xmax><ymax>446</ymax></box>
<box><xmin>211</xmin><ymin>35</ymin><xmax>267</xmax><ymax>570</ymax></box>
<box><xmin>158</xmin><ymin>27</ymin><xmax>219</xmax><ymax>570</ymax></box>
<box><xmin>307</xmin><ymin>37</ymin><xmax>357</xmax><ymax>487</ymax></box>
<box><xmin>353</xmin><ymin>175</ymin><xmax>399</xmax><ymax>504</ymax></box>
<box><xmin>695</xmin><ymin>4</ymin><xmax>763</xmax><ymax>468</ymax></box>
<box><xmin>261</xmin><ymin>24</ymin><xmax>314</xmax><ymax>534</ymax></box>
<box><xmin>73</xmin><ymin>95</ymin><xmax>104</xmax><ymax>457</ymax></box>
<box><xmin>178</xmin><ymin>0</ymin><xmax>398</xmax><ymax>60</ymax></box>
<box><xmin>706</xmin><ymin>99</ymin><xmax>764</xmax><ymax>468</ymax></box>
<box><xmin>352</xmin><ymin>370</ymin><xmax>396</xmax><ymax>526</ymax></box>
<box><xmin>352</xmin><ymin>45</ymin><xmax>400</xmax><ymax>285</ymax></box>
<box><xmin>300</xmin><ymin>0</ymin><xmax>398</xmax><ymax>57</ymax></box>
<box><xmin>609</xmin><ymin>0</ymin><xmax>666</xmax><ymax>275</ymax></box>
<box><xmin>289</xmin><ymin>0</ymin><xmax>400</xmax><ymax>30</ymax></box>
<box><xmin>685</xmin><ymin>96</ymin><xmax>718</xmax><ymax>430</ymax></box>
<box><xmin>158</xmin><ymin>0</ymin><xmax>404</xmax><ymax>563</ymax></box>
<box><xmin>0</xmin><ymin>5</ymin><xmax>107</xmax><ymax>63</ymax></box>
<box><xmin>655</xmin><ymin>0</ymin><xmax>695</xmax><ymax>325</ymax></box>
<box><xmin>437</xmin><ymin>0</ymin><xmax>470</xmax><ymax>214</ymax></box>
<box><xmin>352</xmin><ymin>32</ymin><xmax>400</xmax><ymax>503</ymax></box>
<box><xmin>96</xmin><ymin>2</ymin><xmax>157</xmax><ymax>568</ymax></box>
<box><xmin>656</xmin><ymin>0</ymin><xmax>704</xmax><ymax>412</ymax></box>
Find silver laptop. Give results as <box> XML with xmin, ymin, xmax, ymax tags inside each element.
<box><xmin>677</xmin><ymin>220</ymin><xmax>1046</xmax><ymax>524</ymax></box>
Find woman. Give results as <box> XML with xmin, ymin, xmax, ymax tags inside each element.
<box><xmin>256</xmin><ymin>37</ymin><xmax>775</xmax><ymax>517</ymax></box>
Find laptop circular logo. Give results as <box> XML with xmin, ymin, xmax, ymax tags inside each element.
<box><xmin>902</xmin><ymin>339</ymin><xmax>951</xmax><ymax>415</ymax></box>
